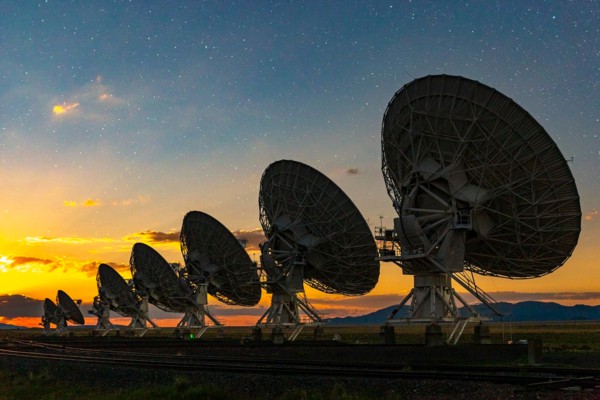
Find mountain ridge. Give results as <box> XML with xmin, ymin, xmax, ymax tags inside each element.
<box><xmin>325</xmin><ymin>301</ymin><xmax>600</xmax><ymax>325</ymax></box>
<box><xmin>0</xmin><ymin>322</ymin><xmax>27</xmax><ymax>330</ymax></box>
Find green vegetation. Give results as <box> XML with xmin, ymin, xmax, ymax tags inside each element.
<box><xmin>0</xmin><ymin>370</ymin><xmax>403</xmax><ymax>400</ymax></box>
<box><xmin>5</xmin><ymin>321</ymin><xmax>600</xmax><ymax>349</ymax></box>
<box><xmin>1</xmin><ymin>322</ymin><xmax>599</xmax><ymax>398</ymax></box>
<box><xmin>0</xmin><ymin>369</ymin><xmax>233</xmax><ymax>400</ymax></box>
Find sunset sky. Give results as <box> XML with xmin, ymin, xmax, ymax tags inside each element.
<box><xmin>1</xmin><ymin>1</ymin><xmax>598</xmax><ymax>328</ymax></box>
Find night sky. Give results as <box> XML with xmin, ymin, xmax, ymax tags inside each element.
<box><xmin>1</xmin><ymin>1</ymin><xmax>598</xmax><ymax>326</ymax></box>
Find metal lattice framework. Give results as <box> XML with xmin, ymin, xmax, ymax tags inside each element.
<box><xmin>180</xmin><ymin>211</ymin><xmax>261</xmax><ymax>306</ymax></box>
<box><xmin>56</xmin><ymin>290</ymin><xmax>85</xmax><ymax>325</ymax></box>
<box><xmin>130</xmin><ymin>242</ymin><xmax>193</xmax><ymax>313</ymax></box>
<box><xmin>259</xmin><ymin>159</ymin><xmax>380</xmax><ymax>295</ymax></box>
<box><xmin>97</xmin><ymin>263</ymin><xmax>140</xmax><ymax>316</ymax></box>
<box><xmin>130</xmin><ymin>242</ymin><xmax>221</xmax><ymax>331</ymax></box>
<box><xmin>42</xmin><ymin>298</ymin><xmax>63</xmax><ymax>326</ymax></box>
<box><xmin>382</xmin><ymin>75</ymin><xmax>581</xmax><ymax>279</ymax></box>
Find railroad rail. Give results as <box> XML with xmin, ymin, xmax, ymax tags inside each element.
<box><xmin>1</xmin><ymin>338</ymin><xmax>599</xmax><ymax>392</ymax></box>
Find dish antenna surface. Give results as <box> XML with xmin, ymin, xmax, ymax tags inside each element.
<box><xmin>41</xmin><ymin>298</ymin><xmax>64</xmax><ymax>334</ymax></box>
<box><xmin>42</xmin><ymin>290</ymin><xmax>84</xmax><ymax>335</ymax></box>
<box><xmin>180</xmin><ymin>211</ymin><xmax>261</xmax><ymax>306</ymax></box>
<box><xmin>130</xmin><ymin>242</ymin><xmax>221</xmax><ymax>335</ymax></box>
<box><xmin>258</xmin><ymin>159</ymin><xmax>380</xmax><ymax>340</ymax></box>
<box><xmin>90</xmin><ymin>263</ymin><xmax>156</xmax><ymax>333</ymax></box>
<box><xmin>56</xmin><ymin>289</ymin><xmax>85</xmax><ymax>326</ymax></box>
<box><xmin>379</xmin><ymin>75</ymin><xmax>581</xmax><ymax>343</ymax></box>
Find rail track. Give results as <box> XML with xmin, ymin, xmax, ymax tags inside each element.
<box><xmin>1</xmin><ymin>338</ymin><xmax>599</xmax><ymax>393</ymax></box>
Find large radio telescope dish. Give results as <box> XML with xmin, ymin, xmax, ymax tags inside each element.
<box><xmin>381</xmin><ymin>75</ymin><xmax>581</xmax><ymax>278</ymax></box>
<box><xmin>260</xmin><ymin>159</ymin><xmax>380</xmax><ymax>295</ymax></box>
<box><xmin>379</xmin><ymin>75</ymin><xmax>581</xmax><ymax>344</ymax></box>
<box><xmin>180</xmin><ymin>211</ymin><xmax>261</xmax><ymax>306</ymax></box>
<box><xmin>56</xmin><ymin>290</ymin><xmax>85</xmax><ymax>325</ymax></box>
<box><xmin>257</xmin><ymin>159</ymin><xmax>379</xmax><ymax>338</ymax></box>
<box><xmin>130</xmin><ymin>242</ymin><xmax>192</xmax><ymax>313</ymax></box>
<box><xmin>97</xmin><ymin>263</ymin><xmax>139</xmax><ymax>314</ymax></box>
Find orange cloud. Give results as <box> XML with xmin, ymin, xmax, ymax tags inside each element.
<box><xmin>9</xmin><ymin>256</ymin><xmax>53</xmax><ymax>266</ymax></box>
<box><xmin>585</xmin><ymin>209</ymin><xmax>598</xmax><ymax>221</ymax></box>
<box><xmin>0</xmin><ymin>255</ymin><xmax>60</xmax><ymax>273</ymax></box>
<box><xmin>83</xmin><ymin>198</ymin><xmax>100</xmax><ymax>207</ymax></box>
<box><xmin>52</xmin><ymin>102</ymin><xmax>80</xmax><ymax>115</ymax></box>
<box><xmin>25</xmin><ymin>236</ymin><xmax>115</xmax><ymax>244</ymax></box>
<box><xmin>111</xmin><ymin>196</ymin><xmax>150</xmax><ymax>206</ymax></box>
<box><xmin>98</xmin><ymin>92</ymin><xmax>125</xmax><ymax>106</ymax></box>
<box><xmin>0</xmin><ymin>254</ymin><xmax>128</xmax><ymax>277</ymax></box>
<box><xmin>63</xmin><ymin>198</ymin><xmax>107</xmax><ymax>207</ymax></box>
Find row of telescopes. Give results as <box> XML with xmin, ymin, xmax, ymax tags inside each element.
<box><xmin>42</xmin><ymin>158</ymin><xmax>380</xmax><ymax>338</ymax></box>
<box><xmin>42</xmin><ymin>75</ymin><xmax>581</xmax><ymax>344</ymax></box>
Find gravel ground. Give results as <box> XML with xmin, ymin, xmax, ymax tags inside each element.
<box><xmin>1</xmin><ymin>338</ymin><xmax>599</xmax><ymax>399</ymax></box>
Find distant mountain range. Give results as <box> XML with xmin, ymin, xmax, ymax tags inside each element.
<box><xmin>1</xmin><ymin>302</ymin><xmax>599</xmax><ymax>329</ymax></box>
<box><xmin>0</xmin><ymin>323</ymin><xmax>26</xmax><ymax>330</ymax></box>
<box><xmin>325</xmin><ymin>301</ymin><xmax>600</xmax><ymax>325</ymax></box>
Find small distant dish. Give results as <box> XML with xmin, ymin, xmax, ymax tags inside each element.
<box><xmin>41</xmin><ymin>291</ymin><xmax>84</xmax><ymax>335</ymax></box>
<box><xmin>130</xmin><ymin>242</ymin><xmax>191</xmax><ymax>312</ymax></box>
<box><xmin>130</xmin><ymin>242</ymin><xmax>221</xmax><ymax>334</ymax></box>
<box><xmin>42</xmin><ymin>298</ymin><xmax>63</xmax><ymax>328</ymax></box>
<box><xmin>90</xmin><ymin>263</ymin><xmax>156</xmax><ymax>331</ymax></box>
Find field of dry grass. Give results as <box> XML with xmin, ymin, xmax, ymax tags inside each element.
<box><xmin>2</xmin><ymin>322</ymin><xmax>599</xmax><ymax>399</ymax></box>
<box><xmin>6</xmin><ymin>320</ymin><xmax>600</xmax><ymax>350</ymax></box>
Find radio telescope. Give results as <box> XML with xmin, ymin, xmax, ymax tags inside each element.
<box><xmin>180</xmin><ymin>211</ymin><xmax>261</xmax><ymax>307</ymax></box>
<box><xmin>258</xmin><ymin>159</ymin><xmax>380</xmax><ymax>340</ymax></box>
<box><xmin>89</xmin><ymin>263</ymin><xmax>157</xmax><ymax>334</ymax></box>
<box><xmin>41</xmin><ymin>298</ymin><xmax>64</xmax><ymax>334</ymax></box>
<box><xmin>42</xmin><ymin>290</ymin><xmax>85</xmax><ymax>335</ymax></box>
<box><xmin>130</xmin><ymin>242</ymin><xmax>221</xmax><ymax>336</ymax></box>
<box><xmin>379</xmin><ymin>75</ymin><xmax>581</xmax><ymax>344</ymax></box>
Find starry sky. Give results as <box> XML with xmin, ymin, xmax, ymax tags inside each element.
<box><xmin>0</xmin><ymin>1</ymin><xmax>599</xmax><ymax>327</ymax></box>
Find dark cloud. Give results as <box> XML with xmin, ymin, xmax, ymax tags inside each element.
<box><xmin>232</xmin><ymin>228</ymin><xmax>266</xmax><ymax>251</ymax></box>
<box><xmin>346</xmin><ymin>168</ymin><xmax>360</xmax><ymax>175</ymax></box>
<box><xmin>0</xmin><ymin>294</ymin><xmax>44</xmax><ymax>318</ymax></box>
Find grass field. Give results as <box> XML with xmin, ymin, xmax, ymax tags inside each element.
<box><xmin>1</xmin><ymin>322</ymin><xmax>599</xmax><ymax>399</ymax></box>
<box><xmin>0</xmin><ymin>371</ymin><xmax>391</xmax><ymax>400</ymax></box>
<box><xmin>7</xmin><ymin>320</ymin><xmax>600</xmax><ymax>350</ymax></box>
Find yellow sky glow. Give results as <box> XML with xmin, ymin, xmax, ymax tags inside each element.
<box><xmin>52</xmin><ymin>102</ymin><xmax>80</xmax><ymax>115</ymax></box>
